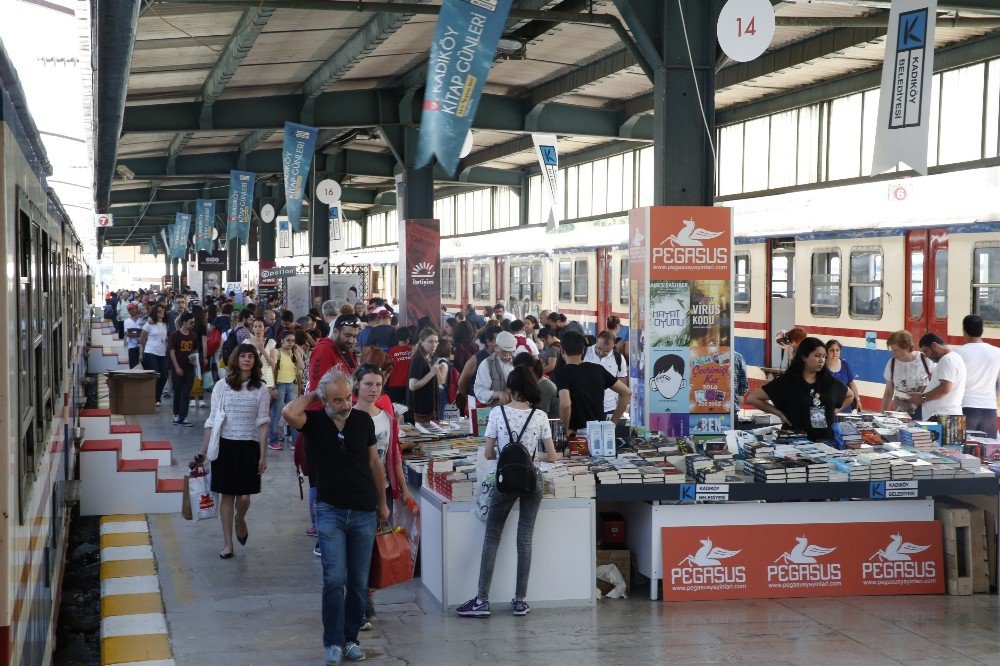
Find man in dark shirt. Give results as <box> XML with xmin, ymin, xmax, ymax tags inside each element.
<box><xmin>357</xmin><ymin>308</ymin><xmax>395</xmax><ymax>353</ymax></box>
<box><xmin>551</xmin><ymin>331</ymin><xmax>631</xmax><ymax>435</ymax></box>
<box><xmin>270</xmin><ymin>309</ymin><xmax>295</xmax><ymax>342</ymax></box>
<box><xmin>168</xmin><ymin>312</ymin><xmax>198</xmax><ymax>426</ymax></box>
<box><xmin>465</xmin><ymin>304</ymin><xmax>487</xmax><ymax>331</ymax></box>
<box><xmin>283</xmin><ymin>369</ymin><xmax>388</xmax><ymax>665</ymax></box>
<box><xmin>386</xmin><ymin>327</ymin><xmax>413</xmax><ymax>405</ymax></box>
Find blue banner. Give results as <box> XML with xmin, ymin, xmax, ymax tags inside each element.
<box><xmin>148</xmin><ymin>235</ymin><xmax>159</xmax><ymax>258</ymax></box>
<box><xmin>227</xmin><ymin>170</ymin><xmax>255</xmax><ymax>244</ymax></box>
<box><xmin>194</xmin><ymin>199</ymin><xmax>215</xmax><ymax>252</ymax></box>
<box><xmin>416</xmin><ymin>0</ymin><xmax>514</xmax><ymax>175</ymax></box>
<box><xmin>171</xmin><ymin>212</ymin><xmax>191</xmax><ymax>260</ymax></box>
<box><xmin>282</xmin><ymin>122</ymin><xmax>318</xmax><ymax>232</ymax></box>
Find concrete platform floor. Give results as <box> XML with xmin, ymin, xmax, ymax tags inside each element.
<box><xmin>136</xmin><ymin>402</ymin><xmax>1000</xmax><ymax>666</ymax></box>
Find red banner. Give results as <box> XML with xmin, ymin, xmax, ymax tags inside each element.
<box><xmin>662</xmin><ymin>521</ymin><xmax>944</xmax><ymax>600</ymax></box>
<box><xmin>400</xmin><ymin>218</ymin><xmax>440</xmax><ymax>327</ymax></box>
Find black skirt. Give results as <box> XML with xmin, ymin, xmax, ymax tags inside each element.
<box><xmin>210</xmin><ymin>437</ymin><xmax>261</xmax><ymax>495</ymax></box>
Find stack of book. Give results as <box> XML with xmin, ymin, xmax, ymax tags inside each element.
<box><xmin>685</xmin><ymin>455</ymin><xmax>715</xmax><ymax>478</ymax></box>
<box><xmin>899</xmin><ymin>427</ymin><xmax>934</xmax><ymax>450</ymax></box>
<box><xmin>781</xmin><ymin>459</ymin><xmax>808</xmax><ymax>483</ymax></box>
<box><xmin>828</xmin><ymin>456</ymin><xmax>870</xmax><ymax>481</ymax></box>
<box><xmin>857</xmin><ymin>452</ymin><xmax>893</xmax><ymax>480</ymax></box>
<box><xmin>837</xmin><ymin>421</ymin><xmax>865</xmax><ymax>449</ymax></box>
<box><xmin>745</xmin><ymin>458</ymin><xmax>786</xmax><ymax>483</ymax></box>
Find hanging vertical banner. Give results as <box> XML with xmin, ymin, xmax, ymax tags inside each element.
<box><xmin>276</xmin><ymin>218</ymin><xmax>293</xmax><ymax>258</ymax></box>
<box><xmin>871</xmin><ymin>0</ymin><xmax>937</xmax><ymax>175</ymax></box>
<box><xmin>148</xmin><ymin>236</ymin><xmax>159</xmax><ymax>258</ymax></box>
<box><xmin>630</xmin><ymin>206</ymin><xmax>733</xmax><ymax>436</ymax></box>
<box><xmin>400</xmin><ymin>218</ymin><xmax>441</xmax><ymax>327</ymax></box>
<box><xmin>532</xmin><ymin>133</ymin><xmax>561</xmax><ymax>232</ymax></box>
<box><xmin>415</xmin><ymin>0</ymin><xmax>515</xmax><ymax>175</ymax></box>
<box><xmin>194</xmin><ymin>199</ymin><xmax>215</xmax><ymax>252</ymax></box>
<box><xmin>329</xmin><ymin>206</ymin><xmax>345</xmax><ymax>253</ymax></box>
<box><xmin>282</xmin><ymin>122</ymin><xmax>318</xmax><ymax>231</ymax></box>
<box><xmin>160</xmin><ymin>227</ymin><xmax>172</xmax><ymax>258</ymax></box>
<box><xmin>170</xmin><ymin>212</ymin><xmax>192</xmax><ymax>260</ymax></box>
<box><xmin>227</xmin><ymin>170</ymin><xmax>255</xmax><ymax>244</ymax></box>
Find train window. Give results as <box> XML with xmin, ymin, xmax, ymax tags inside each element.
<box><xmin>472</xmin><ymin>264</ymin><xmax>491</xmax><ymax>301</ymax></box>
<box><xmin>973</xmin><ymin>246</ymin><xmax>1000</xmax><ymax>324</ymax></box>
<box><xmin>849</xmin><ymin>248</ymin><xmax>883</xmax><ymax>318</ymax></box>
<box><xmin>619</xmin><ymin>258</ymin><xmax>629</xmax><ymax>306</ymax></box>
<box><xmin>909</xmin><ymin>251</ymin><xmax>924</xmax><ymax>319</ymax></box>
<box><xmin>934</xmin><ymin>249</ymin><xmax>948</xmax><ymax>319</ymax></box>
<box><xmin>441</xmin><ymin>266</ymin><xmax>457</xmax><ymax>299</ymax></box>
<box><xmin>734</xmin><ymin>253</ymin><xmax>750</xmax><ymax>312</ymax></box>
<box><xmin>771</xmin><ymin>254</ymin><xmax>793</xmax><ymax>298</ymax></box>
<box><xmin>810</xmin><ymin>251</ymin><xmax>841</xmax><ymax>317</ymax></box>
<box><xmin>510</xmin><ymin>263</ymin><xmax>543</xmax><ymax>303</ymax></box>
<box><xmin>574</xmin><ymin>260</ymin><xmax>588</xmax><ymax>303</ymax></box>
<box><xmin>558</xmin><ymin>261</ymin><xmax>571</xmax><ymax>301</ymax></box>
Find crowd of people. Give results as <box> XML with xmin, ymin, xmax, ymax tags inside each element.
<box><xmin>103</xmin><ymin>287</ymin><xmax>633</xmax><ymax>664</ymax></box>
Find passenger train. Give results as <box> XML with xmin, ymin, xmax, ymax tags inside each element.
<box><xmin>343</xmin><ymin>166</ymin><xmax>1000</xmax><ymax>411</ymax></box>
<box><xmin>0</xmin><ymin>47</ymin><xmax>92</xmax><ymax>663</ymax></box>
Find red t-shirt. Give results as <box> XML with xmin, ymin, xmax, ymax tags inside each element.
<box><xmin>387</xmin><ymin>344</ymin><xmax>413</xmax><ymax>388</ymax></box>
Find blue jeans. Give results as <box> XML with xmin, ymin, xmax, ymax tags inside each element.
<box><xmin>316</xmin><ymin>502</ymin><xmax>376</xmax><ymax>649</ymax></box>
<box><xmin>269</xmin><ymin>382</ymin><xmax>297</xmax><ymax>442</ymax></box>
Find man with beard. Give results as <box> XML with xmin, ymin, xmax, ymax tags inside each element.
<box><xmin>283</xmin><ymin>369</ymin><xmax>389</xmax><ymax>665</ymax></box>
<box><xmin>309</xmin><ymin>313</ymin><xmax>360</xmax><ymax>392</ymax></box>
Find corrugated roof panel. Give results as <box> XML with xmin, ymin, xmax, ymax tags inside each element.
<box><xmin>127</xmin><ymin>69</ymin><xmax>210</xmax><ymax>94</ymax></box>
<box><xmin>227</xmin><ymin>60</ymin><xmax>327</xmax><ymax>87</ymax></box>
<box><xmin>243</xmin><ymin>29</ymin><xmax>358</xmax><ymax>65</ymax></box>
<box><xmin>137</xmin><ymin>5</ymin><xmax>243</xmax><ymax>40</ymax></box>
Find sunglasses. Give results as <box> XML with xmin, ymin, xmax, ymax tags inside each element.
<box><xmin>337</xmin><ymin>318</ymin><xmax>361</xmax><ymax>328</ymax></box>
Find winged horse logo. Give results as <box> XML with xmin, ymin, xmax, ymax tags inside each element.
<box><xmin>662</xmin><ymin>218</ymin><xmax>723</xmax><ymax>247</ymax></box>
<box><xmin>869</xmin><ymin>533</ymin><xmax>931</xmax><ymax>561</ymax></box>
<box><xmin>774</xmin><ymin>536</ymin><xmax>837</xmax><ymax>564</ymax></box>
<box><xmin>678</xmin><ymin>538</ymin><xmax>742</xmax><ymax>567</ymax></box>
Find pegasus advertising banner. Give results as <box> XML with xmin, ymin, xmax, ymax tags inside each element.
<box><xmin>194</xmin><ymin>199</ymin><xmax>215</xmax><ymax>252</ymax></box>
<box><xmin>629</xmin><ymin>206</ymin><xmax>732</xmax><ymax>436</ymax></box>
<box><xmin>227</xmin><ymin>170</ymin><xmax>255</xmax><ymax>244</ymax></box>
<box><xmin>661</xmin><ymin>521</ymin><xmax>944</xmax><ymax>600</ymax></box>
<box><xmin>532</xmin><ymin>133</ymin><xmax>561</xmax><ymax>232</ymax></box>
<box><xmin>416</xmin><ymin>0</ymin><xmax>514</xmax><ymax>175</ymax></box>
<box><xmin>282</xmin><ymin>122</ymin><xmax>318</xmax><ymax>231</ymax></box>
<box><xmin>170</xmin><ymin>213</ymin><xmax>191</xmax><ymax>260</ymax></box>
<box><xmin>871</xmin><ymin>0</ymin><xmax>937</xmax><ymax>175</ymax></box>
<box><xmin>399</xmin><ymin>218</ymin><xmax>440</xmax><ymax>327</ymax></box>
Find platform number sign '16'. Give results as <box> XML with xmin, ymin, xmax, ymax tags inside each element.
<box><xmin>717</xmin><ymin>0</ymin><xmax>775</xmax><ymax>63</ymax></box>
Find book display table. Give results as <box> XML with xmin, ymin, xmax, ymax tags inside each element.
<box><xmin>419</xmin><ymin>485</ymin><xmax>596</xmax><ymax>609</ymax></box>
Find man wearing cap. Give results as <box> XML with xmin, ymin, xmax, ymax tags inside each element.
<box><xmin>473</xmin><ymin>331</ymin><xmax>517</xmax><ymax>408</ymax></box>
<box><xmin>356</xmin><ymin>308</ymin><xmax>395</xmax><ymax>353</ymax></box>
<box><xmin>123</xmin><ymin>303</ymin><xmax>145</xmax><ymax>368</ymax></box>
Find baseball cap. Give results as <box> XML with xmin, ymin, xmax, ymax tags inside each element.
<box><xmin>126</xmin><ymin>303</ymin><xmax>139</xmax><ymax>313</ymax></box>
<box><xmin>495</xmin><ymin>331</ymin><xmax>517</xmax><ymax>352</ymax></box>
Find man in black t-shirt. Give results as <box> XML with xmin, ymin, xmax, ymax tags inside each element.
<box><xmin>551</xmin><ymin>331</ymin><xmax>631</xmax><ymax>435</ymax></box>
<box><xmin>168</xmin><ymin>312</ymin><xmax>198</xmax><ymax>426</ymax></box>
<box><xmin>282</xmin><ymin>369</ymin><xmax>389</xmax><ymax>665</ymax></box>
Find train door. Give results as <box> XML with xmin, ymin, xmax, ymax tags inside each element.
<box><xmin>596</xmin><ymin>247</ymin><xmax>613</xmax><ymax>332</ymax></box>
<box><xmin>495</xmin><ymin>257</ymin><xmax>505</xmax><ymax>306</ymax></box>
<box><xmin>767</xmin><ymin>238</ymin><xmax>796</xmax><ymax>368</ymax></box>
<box><xmin>460</xmin><ymin>259</ymin><xmax>469</xmax><ymax>311</ymax></box>
<box><xmin>905</xmin><ymin>229</ymin><xmax>949</xmax><ymax>342</ymax></box>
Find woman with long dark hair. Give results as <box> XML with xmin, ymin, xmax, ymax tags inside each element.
<box><xmin>746</xmin><ymin>337</ymin><xmax>852</xmax><ymax>441</ymax></box>
<box><xmin>139</xmin><ymin>303</ymin><xmax>170</xmax><ymax>406</ymax></box>
<box><xmin>407</xmin><ymin>328</ymin><xmax>447</xmax><ymax>423</ymax></box>
<box><xmin>825</xmin><ymin>339</ymin><xmax>861</xmax><ymax>413</ymax></box>
<box><xmin>196</xmin><ymin>342</ymin><xmax>271</xmax><ymax>558</ymax></box>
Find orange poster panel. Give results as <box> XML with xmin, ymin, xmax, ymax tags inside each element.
<box><xmin>648</xmin><ymin>207</ymin><xmax>732</xmax><ymax>281</ymax></box>
<box><xmin>662</xmin><ymin>521</ymin><xmax>944</xmax><ymax>601</ymax></box>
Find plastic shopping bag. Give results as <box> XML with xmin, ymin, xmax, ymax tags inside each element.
<box><xmin>473</xmin><ymin>447</ymin><xmax>496</xmax><ymax>523</ymax></box>
<box><xmin>184</xmin><ymin>467</ymin><xmax>217</xmax><ymax>522</ymax></box>
<box><xmin>369</xmin><ymin>526</ymin><xmax>413</xmax><ymax>589</ymax></box>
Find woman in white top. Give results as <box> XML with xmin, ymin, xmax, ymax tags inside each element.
<box><xmin>457</xmin><ymin>366</ymin><xmax>557</xmax><ymax>619</ymax></box>
<box><xmin>251</xmin><ymin>318</ymin><xmax>278</xmax><ymax>391</ymax></box>
<box><xmin>139</xmin><ymin>304</ymin><xmax>170</xmax><ymax>406</ymax></box>
<box><xmin>880</xmin><ymin>330</ymin><xmax>935</xmax><ymax>419</ymax></box>
<box><xmin>197</xmin><ymin>342</ymin><xmax>270</xmax><ymax>559</ymax></box>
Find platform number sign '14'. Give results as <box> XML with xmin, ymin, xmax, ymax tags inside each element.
<box><xmin>717</xmin><ymin>0</ymin><xmax>775</xmax><ymax>63</ymax></box>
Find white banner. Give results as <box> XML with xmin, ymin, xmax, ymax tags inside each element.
<box><xmin>160</xmin><ymin>228</ymin><xmax>171</xmax><ymax>256</ymax></box>
<box><xmin>276</xmin><ymin>218</ymin><xmax>293</xmax><ymax>258</ymax></box>
<box><xmin>330</xmin><ymin>274</ymin><xmax>363</xmax><ymax>311</ymax></box>
<box><xmin>328</xmin><ymin>205</ymin><xmax>345</xmax><ymax>253</ymax></box>
<box><xmin>871</xmin><ymin>0</ymin><xmax>937</xmax><ymax>175</ymax></box>
<box><xmin>311</xmin><ymin>256</ymin><xmax>329</xmax><ymax>287</ymax></box>
<box><xmin>532</xmin><ymin>134</ymin><xmax>561</xmax><ymax>232</ymax></box>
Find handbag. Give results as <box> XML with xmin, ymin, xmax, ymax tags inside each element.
<box><xmin>206</xmin><ymin>381</ymin><xmax>227</xmax><ymax>461</ymax></box>
<box><xmin>369</xmin><ymin>525</ymin><xmax>413</xmax><ymax>589</ymax></box>
<box><xmin>183</xmin><ymin>466</ymin><xmax>216</xmax><ymax>522</ymax></box>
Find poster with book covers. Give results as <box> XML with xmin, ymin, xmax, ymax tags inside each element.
<box><xmin>690</xmin><ymin>343</ymin><xmax>731</xmax><ymax>413</ymax></box>
<box><xmin>689</xmin><ymin>414</ymin><xmax>731</xmax><ymax>435</ymax></box>
<box><xmin>649</xmin><ymin>281</ymin><xmax>690</xmax><ymax>349</ymax></box>
<box><xmin>690</xmin><ymin>280</ymin><xmax>731</xmax><ymax>348</ymax></box>
<box><xmin>648</xmin><ymin>348</ymin><xmax>690</xmax><ymax>415</ymax></box>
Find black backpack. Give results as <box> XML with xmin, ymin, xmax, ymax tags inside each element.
<box><xmin>220</xmin><ymin>325</ymin><xmax>244</xmax><ymax>365</ymax></box>
<box><xmin>495</xmin><ymin>407</ymin><xmax>538</xmax><ymax>494</ymax></box>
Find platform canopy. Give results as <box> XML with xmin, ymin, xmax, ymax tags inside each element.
<box><xmin>93</xmin><ymin>0</ymin><xmax>1000</xmax><ymax>247</ymax></box>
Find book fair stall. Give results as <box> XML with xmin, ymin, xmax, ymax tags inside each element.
<box><xmin>398</xmin><ymin>207</ymin><xmax>1000</xmax><ymax>608</ymax></box>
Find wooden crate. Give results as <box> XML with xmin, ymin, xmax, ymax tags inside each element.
<box><xmin>947</xmin><ymin>494</ymin><xmax>998</xmax><ymax>591</ymax></box>
<box><xmin>935</xmin><ymin>501</ymin><xmax>990</xmax><ymax>595</ymax></box>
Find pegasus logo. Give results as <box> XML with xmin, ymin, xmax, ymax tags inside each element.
<box><xmin>768</xmin><ymin>536</ymin><xmax>841</xmax><ymax>585</ymax></box>
<box><xmin>671</xmin><ymin>538</ymin><xmax>746</xmax><ymax>587</ymax></box>
<box><xmin>679</xmin><ymin>538</ymin><xmax>741</xmax><ymax>567</ymax></box>
<box><xmin>863</xmin><ymin>533</ymin><xmax>936</xmax><ymax>581</ymax></box>
<box><xmin>870</xmin><ymin>533</ymin><xmax>930</xmax><ymax>562</ymax></box>
<box><xmin>632</xmin><ymin>228</ymin><xmax>645</xmax><ymax>247</ymax></box>
<box><xmin>662</xmin><ymin>218</ymin><xmax>723</xmax><ymax>247</ymax></box>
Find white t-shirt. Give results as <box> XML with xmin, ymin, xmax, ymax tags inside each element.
<box><xmin>922</xmin><ymin>351</ymin><xmax>967</xmax><ymax>418</ymax></box>
<box><xmin>882</xmin><ymin>353</ymin><xmax>935</xmax><ymax>400</ymax></box>
<box><xmin>372</xmin><ymin>409</ymin><xmax>391</xmax><ymax>488</ymax></box>
<box><xmin>142</xmin><ymin>321</ymin><xmax>168</xmax><ymax>357</ymax></box>
<box><xmin>124</xmin><ymin>317</ymin><xmax>144</xmax><ymax>349</ymax></box>
<box><xmin>955</xmin><ymin>342</ymin><xmax>1000</xmax><ymax>409</ymax></box>
<box><xmin>583</xmin><ymin>346</ymin><xmax>629</xmax><ymax>412</ymax></box>
<box><xmin>514</xmin><ymin>337</ymin><xmax>539</xmax><ymax>358</ymax></box>
<box><xmin>485</xmin><ymin>405</ymin><xmax>552</xmax><ymax>454</ymax></box>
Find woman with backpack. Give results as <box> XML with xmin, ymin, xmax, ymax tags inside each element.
<box><xmin>457</xmin><ymin>366</ymin><xmax>557</xmax><ymax>618</ymax></box>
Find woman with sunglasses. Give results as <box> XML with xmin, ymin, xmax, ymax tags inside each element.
<box><xmin>196</xmin><ymin>342</ymin><xmax>270</xmax><ymax>559</ymax></box>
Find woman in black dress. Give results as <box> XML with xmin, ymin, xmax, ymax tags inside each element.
<box><xmin>198</xmin><ymin>343</ymin><xmax>271</xmax><ymax>558</ymax></box>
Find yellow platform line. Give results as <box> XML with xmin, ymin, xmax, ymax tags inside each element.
<box><xmin>99</xmin><ymin>515</ymin><xmax>174</xmax><ymax>666</ymax></box>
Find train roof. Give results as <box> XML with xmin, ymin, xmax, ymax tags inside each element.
<box><xmin>0</xmin><ymin>38</ymin><xmax>53</xmax><ymax>181</ymax></box>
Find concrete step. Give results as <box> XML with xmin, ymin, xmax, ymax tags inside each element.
<box><xmin>79</xmin><ymin>439</ymin><xmax>182</xmax><ymax>516</ymax></box>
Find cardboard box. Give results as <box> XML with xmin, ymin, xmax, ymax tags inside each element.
<box><xmin>597</xmin><ymin>549</ymin><xmax>632</xmax><ymax>593</ymax></box>
<box><xmin>107</xmin><ymin>370</ymin><xmax>158</xmax><ymax>415</ymax></box>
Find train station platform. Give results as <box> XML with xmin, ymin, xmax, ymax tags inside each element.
<box><xmin>121</xmin><ymin>406</ymin><xmax>1000</xmax><ymax>666</ymax></box>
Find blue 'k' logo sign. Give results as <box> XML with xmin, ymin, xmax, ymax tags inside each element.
<box><xmin>680</xmin><ymin>484</ymin><xmax>696</xmax><ymax>501</ymax></box>
<box><xmin>897</xmin><ymin>9</ymin><xmax>926</xmax><ymax>50</ymax></box>
<box><xmin>870</xmin><ymin>481</ymin><xmax>886</xmax><ymax>499</ymax></box>
<box><xmin>540</xmin><ymin>145</ymin><xmax>557</xmax><ymax>166</ymax></box>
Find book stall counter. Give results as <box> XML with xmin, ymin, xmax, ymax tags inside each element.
<box><xmin>419</xmin><ymin>485</ymin><xmax>596</xmax><ymax>609</ymax></box>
